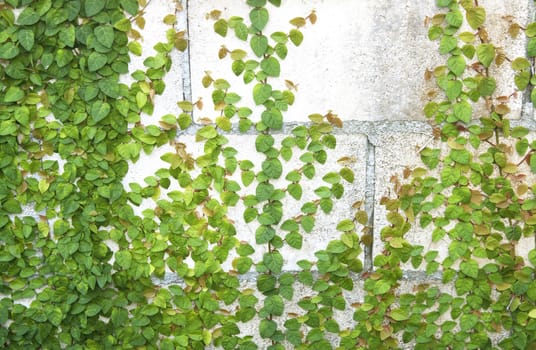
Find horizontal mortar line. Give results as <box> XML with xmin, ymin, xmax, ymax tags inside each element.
<box><xmin>132</xmin><ymin>117</ymin><xmax>536</xmax><ymax>138</ymax></box>
<box><xmin>173</xmin><ymin>120</ymin><xmax>435</xmax><ymax>137</ymax></box>
<box><xmin>151</xmin><ymin>270</ymin><xmax>443</xmax><ymax>287</ymax></box>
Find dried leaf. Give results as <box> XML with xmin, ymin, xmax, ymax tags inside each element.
<box><xmin>208</xmin><ymin>9</ymin><xmax>222</xmax><ymax>20</ymax></box>
<box><xmin>307</xmin><ymin>10</ymin><xmax>317</xmax><ymax>24</ymax></box>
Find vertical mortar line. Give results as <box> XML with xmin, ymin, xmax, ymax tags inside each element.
<box><xmin>363</xmin><ymin>137</ymin><xmax>376</xmax><ymax>272</ymax></box>
<box><xmin>181</xmin><ymin>0</ymin><xmax>193</xmax><ymax>102</ymax></box>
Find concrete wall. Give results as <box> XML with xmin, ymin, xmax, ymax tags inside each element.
<box><xmin>126</xmin><ymin>0</ymin><xmax>536</xmax><ymax>347</ymax></box>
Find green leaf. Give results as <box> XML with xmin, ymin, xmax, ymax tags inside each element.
<box><xmin>512</xmin><ymin>57</ymin><xmax>530</xmax><ymax>71</ymax></box>
<box><xmin>263</xmin><ymin>295</ymin><xmax>284</xmax><ymax>316</ymax></box>
<box><xmin>285</xmin><ymin>232</ymin><xmax>302</xmax><ymax>249</ymax></box>
<box><xmin>447</xmin><ymin>55</ymin><xmax>465</xmax><ymax>76</ymax></box>
<box><xmin>111</xmin><ymin>308</ymin><xmax>129</xmax><ymax>327</ymax></box>
<box><xmin>275</xmin><ymin>43</ymin><xmax>288</xmax><ymax>59</ymax></box>
<box><xmin>452</xmin><ymin>101</ymin><xmax>473</xmax><ymax>123</ymax></box>
<box><xmin>530</xmin><ymin>154</ymin><xmax>536</xmax><ymax>174</ymax></box>
<box><xmin>3</xmin><ymin>198</ymin><xmax>22</xmax><ymax>213</ymax></box>
<box><xmin>460</xmin><ymin>314</ymin><xmax>478</xmax><ymax>331</ymax></box>
<box><xmin>120</xmin><ymin>0</ymin><xmax>138</xmax><ymax>15</ymax></box>
<box><xmin>232</xmin><ymin>60</ymin><xmax>246</xmax><ymax>75</ymax></box>
<box><xmin>257</xmin><ymin>274</ymin><xmax>277</xmax><ymax>292</ymax></box>
<box><xmin>466</xmin><ymin>7</ymin><xmax>486</xmax><ymax>30</ymax></box>
<box><xmin>261</xmin><ymin>57</ymin><xmax>280</xmax><ymax>77</ymax></box>
<box><xmin>261</xmin><ymin>108</ymin><xmax>283</xmax><ymax>129</ymax></box>
<box><xmin>460</xmin><ymin>260</ymin><xmax>479</xmax><ymax>279</ymax></box>
<box><xmin>128</xmin><ymin>41</ymin><xmax>142</xmax><ymax>56</ymax></box>
<box><xmin>0</xmin><ymin>42</ymin><xmax>20</xmax><ymax>59</ymax></box>
<box><xmin>242</xmin><ymin>170</ymin><xmax>255</xmax><ymax>186</ymax></box>
<box><xmin>288</xmin><ymin>183</ymin><xmax>302</xmax><ymax>200</ymax></box>
<box><xmin>476</xmin><ymin>44</ymin><xmax>495</xmax><ymax>68</ymax></box>
<box><xmin>373</xmin><ymin>280</ymin><xmax>391</xmax><ymax>295</ymax></box>
<box><xmin>17</xmin><ymin>7</ymin><xmax>40</xmax><ymax>25</ymax></box>
<box><xmin>234</xmin><ymin>257</ymin><xmax>253</xmax><ymax>274</ymax></box>
<box><xmin>214</xmin><ymin>19</ymin><xmax>228</xmax><ymax>37</ymax></box>
<box><xmin>88</xmin><ymin>52</ymin><xmax>108</xmax><ymax>72</ymax></box>
<box><xmin>250</xmin><ymin>8</ymin><xmax>269</xmax><ymax>31</ymax></box>
<box><xmin>259</xmin><ymin>319</ymin><xmax>277</xmax><ymax>338</ymax></box>
<box><xmin>528</xmin><ymin>38</ymin><xmax>536</xmax><ymax>57</ymax></box>
<box><xmin>253</xmin><ymin>83</ymin><xmax>272</xmax><ymax>105</ymax></box>
<box><xmin>255</xmin><ymin>134</ymin><xmax>274</xmax><ymax>152</ymax></box>
<box><xmin>439</xmin><ymin>35</ymin><xmax>457</xmax><ymax>54</ymax></box>
<box><xmin>445</xmin><ymin>80</ymin><xmax>462</xmax><ymax>101</ymax></box>
<box><xmin>326</xmin><ymin>240</ymin><xmax>347</xmax><ymax>254</ymax></box>
<box><xmin>0</xmin><ymin>121</ymin><xmax>17</xmax><ymax>135</ymax></box>
<box><xmin>115</xmin><ymin>250</ymin><xmax>132</xmax><ymax>269</ymax></box>
<box><xmin>90</xmin><ymin>101</ymin><xmax>111</xmax><ymax>122</ymax></box>
<box><xmin>450</xmin><ymin>149</ymin><xmax>470</xmax><ymax>164</ymax></box>
<box><xmin>98</xmin><ymin>78</ymin><xmax>120</xmax><ymax>98</ymax></box>
<box><xmin>250</xmin><ymin>35</ymin><xmax>268</xmax><ymax>57</ymax></box>
<box><xmin>337</xmin><ymin>219</ymin><xmax>355</xmax><ymax>232</ymax></box>
<box><xmin>477</xmin><ymin>77</ymin><xmax>496</xmax><ymax>96</ymax></box>
<box><xmin>263</xmin><ymin>251</ymin><xmax>283</xmax><ymax>273</ymax></box>
<box><xmin>197</xmin><ymin>125</ymin><xmax>218</xmax><ymax>139</ymax></box>
<box><xmin>289</xmin><ymin>29</ymin><xmax>303</xmax><ymax>46</ymax></box>
<box><xmin>515</xmin><ymin>71</ymin><xmax>530</xmax><ymax>91</ymax></box>
<box><xmin>390</xmin><ymin>308</ymin><xmax>409</xmax><ymax>321</ymax></box>
<box><xmin>441</xmin><ymin>166</ymin><xmax>460</xmax><ymax>186</ymax></box>
<box><xmin>114</xmin><ymin>18</ymin><xmax>131</xmax><ymax>32</ymax></box>
<box><xmin>59</xmin><ymin>25</ymin><xmax>76</xmax><ymax>47</ymax></box>
<box><xmin>56</xmin><ymin>183</ymin><xmax>74</xmax><ymax>200</ymax></box>
<box><xmin>4</xmin><ymin>86</ymin><xmax>24</xmax><ymax>103</ymax></box>
<box><xmin>247</xmin><ymin>0</ymin><xmax>267</xmax><ymax>6</ymax></box>
<box><xmin>262</xmin><ymin>158</ymin><xmax>283</xmax><ymax>178</ymax></box>
<box><xmin>340</xmin><ymin>168</ymin><xmax>354</xmax><ymax>183</ymax></box>
<box><xmin>446</xmin><ymin>10</ymin><xmax>463</xmax><ymax>28</ymax></box>
<box><xmin>85</xmin><ymin>304</ymin><xmax>102</xmax><ymax>317</ymax></box>
<box><xmin>256</xmin><ymin>182</ymin><xmax>274</xmax><ymax>201</ymax></box>
<box><xmin>47</xmin><ymin>307</ymin><xmax>63</xmax><ymax>327</ymax></box>
<box><xmin>85</xmin><ymin>0</ymin><xmax>105</xmax><ymax>16</ymax></box>
<box><xmin>235</xmin><ymin>22</ymin><xmax>248</xmax><ymax>40</ymax></box>
<box><xmin>301</xmin><ymin>215</ymin><xmax>315</xmax><ymax>233</ymax></box>
<box><xmin>95</xmin><ymin>26</ymin><xmax>115</xmax><ymax>48</ymax></box>
<box><xmin>17</xmin><ymin>29</ymin><xmax>35</xmax><ymax>51</ymax></box>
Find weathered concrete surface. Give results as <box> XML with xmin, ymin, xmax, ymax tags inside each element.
<box><xmin>188</xmin><ymin>0</ymin><xmax>532</xmax><ymax>123</ymax></box>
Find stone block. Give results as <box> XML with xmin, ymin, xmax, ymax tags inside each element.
<box><xmin>373</xmin><ymin>132</ymin><xmax>445</xmax><ymax>266</ymax></box>
<box><xmin>175</xmin><ymin>133</ymin><xmax>368</xmax><ymax>270</ymax></box>
<box><xmin>188</xmin><ymin>0</ymin><xmax>531</xmax><ymax>123</ymax></box>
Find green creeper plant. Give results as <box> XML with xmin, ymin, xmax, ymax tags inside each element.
<box><xmin>3</xmin><ymin>0</ymin><xmax>536</xmax><ymax>349</ymax></box>
<box><xmin>0</xmin><ymin>0</ymin><xmax>357</xmax><ymax>349</ymax></box>
<box><xmin>346</xmin><ymin>0</ymin><xmax>536</xmax><ymax>349</ymax></box>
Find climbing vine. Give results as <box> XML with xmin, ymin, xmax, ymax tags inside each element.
<box><xmin>1</xmin><ymin>0</ymin><xmax>536</xmax><ymax>349</ymax></box>
<box><xmin>350</xmin><ymin>0</ymin><xmax>536</xmax><ymax>349</ymax></box>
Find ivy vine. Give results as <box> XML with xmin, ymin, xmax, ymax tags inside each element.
<box><xmin>2</xmin><ymin>0</ymin><xmax>536</xmax><ymax>349</ymax></box>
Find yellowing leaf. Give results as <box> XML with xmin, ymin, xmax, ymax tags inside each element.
<box><xmin>290</xmin><ymin>17</ymin><xmax>306</xmax><ymax>27</ymax></box>
<box><xmin>466</xmin><ymin>7</ymin><xmax>486</xmax><ymax>29</ymax></box>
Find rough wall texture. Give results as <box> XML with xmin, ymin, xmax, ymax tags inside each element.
<box><xmin>124</xmin><ymin>0</ymin><xmax>536</xmax><ymax>347</ymax></box>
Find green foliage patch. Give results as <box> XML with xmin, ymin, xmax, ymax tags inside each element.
<box><xmin>1</xmin><ymin>0</ymin><xmax>536</xmax><ymax>349</ymax></box>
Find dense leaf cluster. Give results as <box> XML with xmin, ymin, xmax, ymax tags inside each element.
<box><xmin>2</xmin><ymin>0</ymin><xmax>536</xmax><ymax>349</ymax></box>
